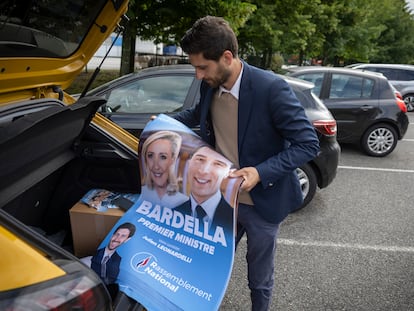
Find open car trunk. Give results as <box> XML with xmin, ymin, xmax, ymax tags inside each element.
<box><xmin>0</xmin><ymin>96</ymin><xmax>141</xmax><ymax>251</ymax></box>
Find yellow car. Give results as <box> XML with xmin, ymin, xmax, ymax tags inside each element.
<box><xmin>0</xmin><ymin>209</ymin><xmax>112</xmax><ymax>310</ymax></box>
<box><xmin>0</xmin><ymin>0</ymin><xmax>144</xmax><ymax>309</ymax></box>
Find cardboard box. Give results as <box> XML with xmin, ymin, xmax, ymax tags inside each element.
<box><xmin>69</xmin><ymin>202</ymin><xmax>124</xmax><ymax>257</ymax></box>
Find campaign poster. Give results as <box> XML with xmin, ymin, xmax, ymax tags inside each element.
<box><xmin>92</xmin><ymin>114</ymin><xmax>243</xmax><ymax>311</ymax></box>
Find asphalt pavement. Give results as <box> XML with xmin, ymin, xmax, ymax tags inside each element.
<box><xmin>220</xmin><ymin>113</ymin><xmax>414</xmax><ymax>311</ymax></box>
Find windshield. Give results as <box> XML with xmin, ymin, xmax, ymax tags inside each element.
<box><xmin>0</xmin><ymin>0</ymin><xmax>108</xmax><ymax>58</ymax></box>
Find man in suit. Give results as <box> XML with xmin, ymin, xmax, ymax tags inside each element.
<box><xmin>175</xmin><ymin>145</ymin><xmax>234</xmax><ymax>237</ymax></box>
<box><xmin>91</xmin><ymin>222</ymin><xmax>136</xmax><ymax>286</ymax></box>
<box><xmin>174</xmin><ymin>16</ymin><xmax>320</xmax><ymax>311</ymax></box>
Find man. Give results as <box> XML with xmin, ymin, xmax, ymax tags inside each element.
<box><xmin>175</xmin><ymin>145</ymin><xmax>234</xmax><ymax>234</ymax></box>
<box><xmin>91</xmin><ymin>222</ymin><xmax>136</xmax><ymax>286</ymax></box>
<box><xmin>174</xmin><ymin>16</ymin><xmax>320</xmax><ymax>311</ymax></box>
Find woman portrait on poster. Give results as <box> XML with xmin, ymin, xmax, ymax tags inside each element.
<box><xmin>140</xmin><ymin>130</ymin><xmax>188</xmax><ymax>208</ymax></box>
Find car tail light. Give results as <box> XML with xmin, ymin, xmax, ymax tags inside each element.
<box><xmin>395</xmin><ymin>98</ymin><xmax>407</xmax><ymax>113</ymax></box>
<box><xmin>395</xmin><ymin>90</ymin><xmax>403</xmax><ymax>100</ymax></box>
<box><xmin>1</xmin><ymin>275</ymin><xmax>111</xmax><ymax>311</ymax></box>
<box><xmin>313</xmin><ymin>120</ymin><xmax>337</xmax><ymax>136</ymax></box>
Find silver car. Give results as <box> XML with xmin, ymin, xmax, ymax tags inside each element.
<box><xmin>349</xmin><ymin>63</ymin><xmax>414</xmax><ymax>112</ymax></box>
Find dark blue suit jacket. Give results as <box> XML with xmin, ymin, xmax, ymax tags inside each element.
<box><xmin>175</xmin><ymin>61</ymin><xmax>320</xmax><ymax>224</ymax></box>
<box><xmin>91</xmin><ymin>247</ymin><xmax>121</xmax><ymax>284</ymax></box>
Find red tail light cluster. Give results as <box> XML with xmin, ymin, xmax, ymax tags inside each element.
<box><xmin>394</xmin><ymin>91</ymin><xmax>403</xmax><ymax>100</ymax></box>
<box><xmin>395</xmin><ymin>98</ymin><xmax>407</xmax><ymax>113</ymax></box>
<box><xmin>2</xmin><ymin>275</ymin><xmax>110</xmax><ymax>311</ymax></box>
<box><xmin>392</xmin><ymin>90</ymin><xmax>407</xmax><ymax>113</ymax></box>
<box><xmin>313</xmin><ymin>120</ymin><xmax>337</xmax><ymax>136</ymax></box>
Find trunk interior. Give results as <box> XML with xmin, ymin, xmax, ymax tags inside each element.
<box><xmin>0</xmin><ymin>97</ymin><xmax>141</xmax><ymax>254</ymax></box>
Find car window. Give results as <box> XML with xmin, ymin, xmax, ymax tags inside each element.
<box><xmin>0</xmin><ymin>0</ymin><xmax>108</xmax><ymax>58</ymax></box>
<box><xmin>292</xmin><ymin>87</ymin><xmax>314</xmax><ymax>109</ymax></box>
<box><xmin>105</xmin><ymin>75</ymin><xmax>194</xmax><ymax>113</ymax></box>
<box><xmin>329</xmin><ymin>74</ymin><xmax>374</xmax><ymax>99</ymax></box>
<box><xmin>372</xmin><ymin>68</ymin><xmax>399</xmax><ymax>80</ymax></box>
<box><xmin>398</xmin><ymin>69</ymin><xmax>414</xmax><ymax>81</ymax></box>
<box><xmin>294</xmin><ymin>73</ymin><xmax>324</xmax><ymax>96</ymax></box>
<box><xmin>364</xmin><ymin>67</ymin><xmax>414</xmax><ymax>81</ymax></box>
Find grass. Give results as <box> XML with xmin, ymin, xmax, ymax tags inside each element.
<box><xmin>66</xmin><ymin>69</ymin><xmax>120</xmax><ymax>94</ymax></box>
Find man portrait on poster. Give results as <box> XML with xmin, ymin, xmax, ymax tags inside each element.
<box><xmin>90</xmin><ymin>222</ymin><xmax>136</xmax><ymax>286</ymax></box>
<box><xmin>174</xmin><ymin>145</ymin><xmax>235</xmax><ymax>235</ymax></box>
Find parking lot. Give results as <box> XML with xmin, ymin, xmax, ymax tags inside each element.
<box><xmin>221</xmin><ymin>114</ymin><xmax>414</xmax><ymax>311</ymax></box>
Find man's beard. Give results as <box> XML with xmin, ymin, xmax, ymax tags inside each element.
<box><xmin>205</xmin><ymin>65</ymin><xmax>231</xmax><ymax>88</ymax></box>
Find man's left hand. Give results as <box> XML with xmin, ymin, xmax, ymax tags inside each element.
<box><xmin>229</xmin><ymin>167</ymin><xmax>260</xmax><ymax>192</ymax></box>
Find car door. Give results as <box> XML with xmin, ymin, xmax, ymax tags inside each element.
<box><xmin>321</xmin><ymin>72</ymin><xmax>379</xmax><ymax>143</ymax></box>
<box><xmin>100</xmin><ymin>73</ymin><xmax>200</xmax><ymax>137</ymax></box>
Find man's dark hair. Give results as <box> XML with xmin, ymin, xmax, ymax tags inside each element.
<box><xmin>180</xmin><ymin>16</ymin><xmax>238</xmax><ymax>61</ymax></box>
<box><xmin>115</xmin><ymin>222</ymin><xmax>136</xmax><ymax>238</ymax></box>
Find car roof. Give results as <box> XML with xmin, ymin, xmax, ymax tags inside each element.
<box><xmin>287</xmin><ymin>66</ymin><xmax>387</xmax><ymax>79</ymax></box>
<box><xmin>350</xmin><ymin>63</ymin><xmax>414</xmax><ymax>70</ymax></box>
<box><xmin>138</xmin><ymin>64</ymin><xmax>195</xmax><ymax>74</ymax></box>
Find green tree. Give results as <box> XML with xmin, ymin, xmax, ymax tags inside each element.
<box><xmin>315</xmin><ymin>0</ymin><xmax>384</xmax><ymax>65</ymax></box>
<box><xmin>120</xmin><ymin>0</ymin><xmax>255</xmax><ymax>75</ymax></box>
<box><xmin>237</xmin><ymin>2</ymin><xmax>282</xmax><ymax>68</ymax></box>
<box><xmin>368</xmin><ymin>0</ymin><xmax>414</xmax><ymax>64</ymax></box>
<box><xmin>237</xmin><ymin>0</ymin><xmax>326</xmax><ymax>68</ymax></box>
<box><xmin>118</xmin><ymin>0</ymin><xmax>414</xmax><ymax>74</ymax></box>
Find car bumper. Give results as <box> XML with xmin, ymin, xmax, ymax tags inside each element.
<box><xmin>397</xmin><ymin>112</ymin><xmax>409</xmax><ymax>139</ymax></box>
<box><xmin>312</xmin><ymin>137</ymin><xmax>341</xmax><ymax>189</ymax></box>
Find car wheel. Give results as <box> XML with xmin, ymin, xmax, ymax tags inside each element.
<box><xmin>361</xmin><ymin>123</ymin><xmax>397</xmax><ymax>157</ymax></box>
<box><xmin>403</xmin><ymin>94</ymin><xmax>414</xmax><ymax>112</ymax></box>
<box><xmin>294</xmin><ymin>163</ymin><xmax>317</xmax><ymax>212</ymax></box>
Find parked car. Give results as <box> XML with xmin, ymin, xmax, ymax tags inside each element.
<box><xmin>0</xmin><ymin>0</ymin><xmax>141</xmax><ymax>309</ymax></box>
<box><xmin>286</xmin><ymin>66</ymin><xmax>409</xmax><ymax>157</ymax></box>
<box><xmin>83</xmin><ymin>64</ymin><xmax>340</xmax><ymax>210</ymax></box>
<box><xmin>347</xmin><ymin>63</ymin><xmax>414</xmax><ymax>112</ymax></box>
<box><xmin>0</xmin><ymin>209</ymin><xmax>112</xmax><ymax>311</ymax></box>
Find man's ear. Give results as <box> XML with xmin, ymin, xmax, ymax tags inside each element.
<box><xmin>223</xmin><ymin>50</ymin><xmax>234</xmax><ymax>65</ymax></box>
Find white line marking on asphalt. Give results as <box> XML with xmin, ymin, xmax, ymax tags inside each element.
<box><xmin>338</xmin><ymin>166</ymin><xmax>414</xmax><ymax>173</ymax></box>
<box><xmin>277</xmin><ymin>238</ymin><xmax>414</xmax><ymax>253</ymax></box>
<box><xmin>403</xmin><ymin>138</ymin><xmax>414</xmax><ymax>142</ymax></box>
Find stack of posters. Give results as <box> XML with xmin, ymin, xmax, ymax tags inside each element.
<box><xmin>90</xmin><ymin>114</ymin><xmax>242</xmax><ymax>311</ymax></box>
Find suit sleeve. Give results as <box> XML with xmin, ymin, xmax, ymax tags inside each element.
<box><xmin>255</xmin><ymin>78</ymin><xmax>320</xmax><ymax>188</ymax></box>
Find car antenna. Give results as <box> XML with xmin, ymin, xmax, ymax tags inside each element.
<box><xmin>79</xmin><ymin>15</ymin><xmax>129</xmax><ymax>99</ymax></box>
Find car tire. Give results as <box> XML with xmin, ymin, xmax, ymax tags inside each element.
<box><xmin>403</xmin><ymin>94</ymin><xmax>414</xmax><ymax>112</ymax></box>
<box><xmin>361</xmin><ymin>123</ymin><xmax>397</xmax><ymax>157</ymax></box>
<box><xmin>293</xmin><ymin>163</ymin><xmax>317</xmax><ymax>212</ymax></box>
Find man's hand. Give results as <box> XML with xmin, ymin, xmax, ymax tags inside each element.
<box><xmin>229</xmin><ymin>167</ymin><xmax>260</xmax><ymax>192</ymax></box>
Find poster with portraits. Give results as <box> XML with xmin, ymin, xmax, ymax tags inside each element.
<box><xmin>93</xmin><ymin>114</ymin><xmax>243</xmax><ymax>311</ymax></box>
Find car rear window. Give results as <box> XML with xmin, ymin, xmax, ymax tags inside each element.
<box><xmin>0</xmin><ymin>0</ymin><xmax>108</xmax><ymax>57</ymax></box>
<box><xmin>293</xmin><ymin>73</ymin><xmax>324</xmax><ymax>97</ymax></box>
<box><xmin>292</xmin><ymin>87</ymin><xmax>316</xmax><ymax>109</ymax></box>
